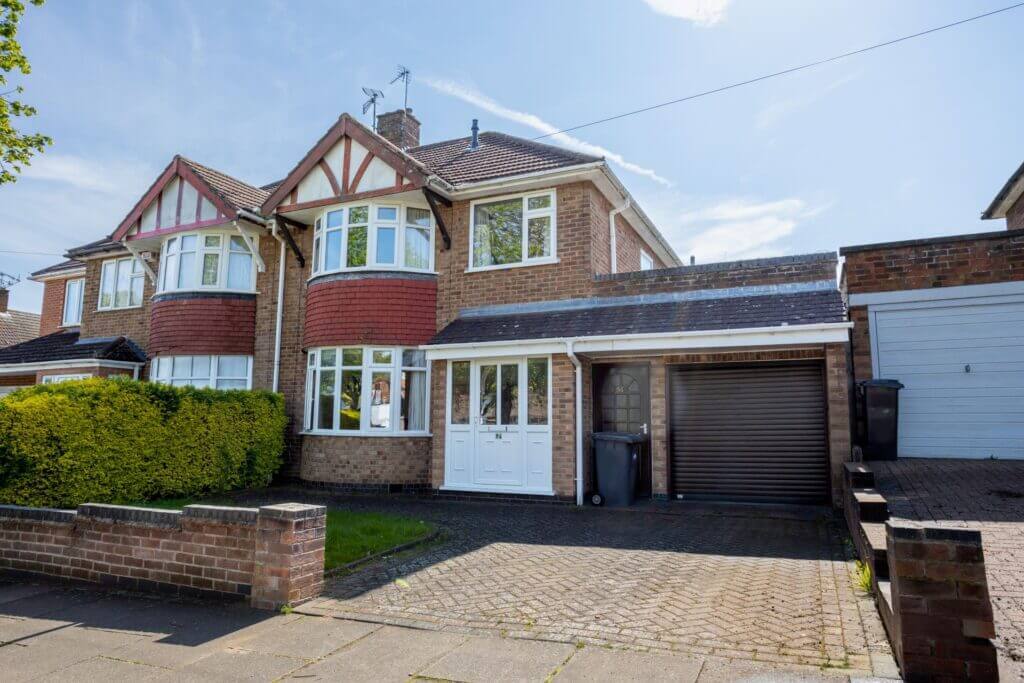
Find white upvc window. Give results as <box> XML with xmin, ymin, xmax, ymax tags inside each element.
<box><xmin>304</xmin><ymin>346</ymin><xmax>429</xmax><ymax>435</ymax></box>
<box><xmin>152</xmin><ymin>355</ymin><xmax>252</xmax><ymax>390</ymax></box>
<box><xmin>311</xmin><ymin>202</ymin><xmax>434</xmax><ymax>276</ymax></box>
<box><xmin>98</xmin><ymin>257</ymin><xmax>144</xmax><ymax>310</ymax></box>
<box><xmin>640</xmin><ymin>250</ymin><xmax>654</xmax><ymax>271</ymax></box>
<box><xmin>62</xmin><ymin>278</ymin><xmax>84</xmax><ymax>326</ymax></box>
<box><xmin>469</xmin><ymin>189</ymin><xmax>557</xmax><ymax>271</ymax></box>
<box><xmin>41</xmin><ymin>373</ymin><xmax>91</xmax><ymax>384</ymax></box>
<box><xmin>158</xmin><ymin>231</ymin><xmax>256</xmax><ymax>294</ymax></box>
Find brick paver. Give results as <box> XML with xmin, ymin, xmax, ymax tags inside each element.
<box><xmin>874</xmin><ymin>459</ymin><xmax>1024</xmax><ymax>680</ymax></box>
<box><xmin>299</xmin><ymin>499</ymin><xmax>893</xmax><ymax>675</ymax></box>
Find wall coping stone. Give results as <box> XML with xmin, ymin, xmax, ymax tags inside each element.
<box><xmin>77</xmin><ymin>503</ymin><xmax>182</xmax><ymax>527</ymax></box>
<box><xmin>840</xmin><ymin>227</ymin><xmax>1024</xmax><ymax>255</ymax></box>
<box><xmin>308</xmin><ymin>270</ymin><xmax>437</xmax><ymax>287</ymax></box>
<box><xmin>182</xmin><ymin>504</ymin><xmax>259</xmax><ymax>524</ymax></box>
<box><xmin>0</xmin><ymin>505</ymin><xmax>76</xmax><ymax>523</ymax></box>
<box><xmin>258</xmin><ymin>503</ymin><xmax>326</xmax><ymax>520</ymax></box>
<box><xmin>594</xmin><ymin>251</ymin><xmax>837</xmax><ymax>282</ymax></box>
<box><xmin>152</xmin><ymin>291</ymin><xmax>258</xmax><ymax>303</ymax></box>
<box><xmin>887</xmin><ymin>522</ymin><xmax>983</xmax><ymax>545</ymax></box>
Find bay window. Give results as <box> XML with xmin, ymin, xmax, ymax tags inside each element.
<box><xmin>305</xmin><ymin>346</ymin><xmax>429</xmax><ymax>434</ymax></box>
<box><xmin>152</xmin><ymin>355</ymin><xmax>252</xmax><ymax>390</ymax></box>
<box><xmin>62</xmin><ymin>278</ymin><xmax>84</xmax><ymax>326</ymax></box>
<box><xmin>98</xmin><ymin>257</ymin><xmax>144</xmax><ymax>310</ymax></box>
<box><xmin>159</xmin><ymin>231</ymin><xmax>255</xmax><ymax>293</ymax></box>
<box><xmin>311</xmin><ymin>203</ymin><xmax>434</xmax><ymax>275</ymax></box>
<box><xmin>470</xmin><ymin>190</ymin><xmax>556</xmax><ymax>270</ymax></box>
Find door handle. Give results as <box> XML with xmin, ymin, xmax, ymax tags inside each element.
<box><xmin>641</xmin><ymin>423</ymin><xmax>649</xmax><ymax>435</ymax></box>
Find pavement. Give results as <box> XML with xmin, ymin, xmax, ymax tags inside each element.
<box><xmin>0</xmin><ymin>580</ymin><xmax>894</xmax><ymax>682</ymax></box>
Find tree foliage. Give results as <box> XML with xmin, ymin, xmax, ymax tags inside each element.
<box><xmin>1</xmin><ymin>0</ymin><xmax>49</xmax><ymax>185</ymax></box>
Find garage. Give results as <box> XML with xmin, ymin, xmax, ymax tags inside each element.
<box><xmin>669</xmin><ymin>363</ymin><xmax>829</xmax><ymax>504</ymax></box>
<box><xmin>871</xmin><ymin>294</ymin><xmax>1024</xmax><ymax>459</ymax></box>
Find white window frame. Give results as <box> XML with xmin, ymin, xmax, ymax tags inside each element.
<box><xmin>157</xmin><ymin>231</ymin><xmax>257</xmax><ymax>295</ymax></box>
<box><xmin>310</xmin><ymin>202</ymin><xmax>435</xmax><ymax>277</ymax></box>
<box><xmin>640</xmin><ymin>250</ymin><xmax>654</xmax><ymax>271</ymax></box>
<box><xmin>98</xmin><ymin>257</ymin><xmax>145</xmax><ymax>311</ymax></box>
<box><xmin>151</xmin><ymin>355</ymin><xmax>253</xmax><ymax>390</ymax></box>
<box><xmin>41</xmin><ymin>373</ymin><xmax>91</xmax><ymax>384</ymax></box>
<box><xmin>304</xmin><ymin>346</ymin><xmax>430</xmax><ymax>436</ymax></box>
<box><xmin>468</xmin><ymin>189</ymin><xmax>558</xmax><ymax>272</ymax></box>
<box><xmin>62</xmin><ymin>278</ymin><xmax>84</xmax><ymax>327</ymax></box>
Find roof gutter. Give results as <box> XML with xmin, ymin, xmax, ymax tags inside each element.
<box><xmin>596</xmin><ymin>163</ymin><xmax>680</xmax><ymax>268</ymax></box>
<box><xmin>609</xmin><ymin>198</ymin><xmax>630</xmax><ymax>274</ymax></box>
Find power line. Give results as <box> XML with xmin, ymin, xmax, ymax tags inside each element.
<box><xmin>534</xmin><ymin>3</ymin><xmax>1024</xmax><ymax>140</ymax></box>
<box><xmin>0</xmin><ymin>250</ymin><xmax>65</xmax><ymax>257</ymax></box>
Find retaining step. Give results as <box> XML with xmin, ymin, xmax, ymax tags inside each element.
<box><xmin>876</xmin><ymin>579</ymin><xmax>894</xmax><ymax>628</ymax></box>
<box><xmin>859</xmin><ymin>521</ymin><xmax>889</xmax><ymax>581</ymax></box>
<box><xmin>843</xmin><ymin>462</ymin><xmax>875</xmax><ymax>489</ymax></box>
<box><xmin>853</xmin><ymin>488</ymin><xmax>889</xmax><ymax>523</ymax></box>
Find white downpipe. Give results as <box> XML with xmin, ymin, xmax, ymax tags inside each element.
<box><xmin>565</xmin><ymin>339</ymin><xmax>584</xmax><ymax>506</ymax></box>
<box><xmin>271</xmin><ymin>220</ymin><xmax>287</xmax><ymax>393</ymax></box>
<box><xmin>609</xmin><ymin>199</ymin><xmax>630</xmax><ymax>274</ymax></box>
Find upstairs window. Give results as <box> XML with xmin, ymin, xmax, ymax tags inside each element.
<box><xmin>98</xmin><ymin>257</ymin><xmax>144</xmax><ymax>310</ymax></box>
<box><xmin>311</xmin><ymin>203</ymin><xmax>434</xmax><ymax>276</ymax></box>
<box><xmin>62</xmin><ymin>278</ymin><xmax>84</xmax><ymax>326</ymax></box>
<box><xmin>470</xmin><ymin>190</ymin><xmax>556</xmax><ymax>270</ymax></box>
<box><xmin>159</xmin><ymin>231</ymin><xmax>256</xmax><ymax>293</ymax></box>
<box><xmin>640</xmin><ymin>251</ymin><xmax>654</xmax><ymax>271</ymax></box>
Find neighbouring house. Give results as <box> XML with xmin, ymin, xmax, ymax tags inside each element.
<box><xmin>0</xmin><ymin>285</ymin><xmax>41</xmax><ymax>395</ymax></box>
<box><xmin>840</xmin><ymin>159</ymin><xmax>1024</xmax><ymax>459</ymax></box>
<box><xmin>0</xmin><ymin>108</ymin><xmax>855</xmax><ymax>505</ymax></box>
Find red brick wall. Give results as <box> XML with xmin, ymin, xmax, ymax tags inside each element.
<box><xmin>39</xmin><ymin>277</ymin><xmax>72</xmax><ymax>336</ymax></box>
<box><xmin>0</xmin><ymin>374</ymin><xmax>34</xmax><ymax>388</ymax></box>
<box><xmin>300</xmin><ymin>435</ymin><xmax>431</xmax><ymax>486</ymax></box>
<box><xmin>588</xmin><ymin>190</ymin><xmax>667</xmax><ymax>275</ymax></box>
<box><xmin>1008</xmin><ymin>195</ymin><xmax>1024</xmax><ymax>230</ymax></box>
<box><xmin>149</xmin><ymin>294</ymin><xmax>256</xmax><ymax>356</ymax></box>
<box><xmin>304</xmin><ymin>276</ymin><xmax>437</xmax><ymax>348</ymax></box>
<box><xmin>79</xmin><ymin>255</ymin><xmax>154</xmax><ymax>365</ymax></box>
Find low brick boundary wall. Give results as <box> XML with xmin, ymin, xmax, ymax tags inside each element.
<box><xmin>0</xmin><ymin>502</ymin><xmax>325</xmax><ymax>610</ymax></box>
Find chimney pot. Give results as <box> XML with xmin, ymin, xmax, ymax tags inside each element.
<box><xmin>690</xmin><ymin>255</ymin><xmax>696</xmax><ymax>265</ymax></box>
<box><xmin>0</xmin><ymin>288</ymin><xmax>8</xmax><ymax>313</ymax></box>
<box><xmin>375</xmin><ymin>108</ymin><xmax>420</xmax><ymax>149</ymax></box>
<box><xmin>468</xmin><ymin>119</ymin><xmax>480</xmax><ymax>150</ymax></box>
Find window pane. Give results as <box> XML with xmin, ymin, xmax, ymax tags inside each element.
<box><xmin>401</xmin><ymin>369</ymin><xmax>426</xmax><ymax>431</ymax></box>
<box><xmin>325</xmin><ymin>230</ymin><xmax>342</xmax><ymax>270</ymax></box>
<box><xmin>320</xmin><ymin>349</ymin><xmax>337</xmax><ymax>367</ymax></box>
<box><xmin>115</xmin><ymin>260</ymin><xmax>131</xmax><ymax>307</ymax></box>
<box><xmin>406</xmin><ymin>207</ymin><xmax>431</xmax><ymax>227</ymax></box>
<box><xmin>348</xmin><ymin>206</ymin><xmax>368</xmax><ymax>224</ymax></box>
<box><xmin>342</xmin><ymin>348</ymin><xmax>362</xmax><ymax>366</ymax></box>
<box><xmin>527</xmin><ymin>194</ymin><xmax>552</xmax><ymax>210</ymax></box>
<box><xmin>326</xmin><ymin>210</ymin><xmax>343</xmax><ymax>228</ymax></box>
<box><xmin>202</xmin><ymin>253</ymin><xmax>219</xmax><ymax>285</ymax></box>
<box><xmin>404</xmin><ymin>227</ymin><xmax>430</xmax><ymax>269</ymax></box>
<box><xmin>172</xmin><ymin>356</ymin><xmax>191</xmax><ymax>377</ymax></box>
<box><xmin>372</xmin><ymin>350</ymin><xmax>392</xmax><ymax>365</ymax></box>
<box><xmin>188</xmin><ymin>355</ymin><xmax>209</xmax><ymax>378</ymax></box>
<box><xmin>340</xmin><ymin>370</ymin><xmax>362</xmax><ymax>429</ymax></box>
<box><xmin>180</xmin><ymin>235</ymin><xmax>197</xmax><ymax>251</ymax></box>
<box><xmin>479</xmin><ymin>364</ymin><xmax>497</xmax><ymax>425</ymax></box>
<box><xmin>130</xmin><ymin>274</ymin><xmax>144</xmax><ymax>306</ymax></box>
<box><xmin>370</xmin><ymin>371</ymin><xmax>391</xmax><ymax>429</ymax></box>
<box><xmin>527</xmin><ymin>358</ymin><xmax>548</xmax><ymax>425</ymax></box>
<box><xmin>216</xmin><ymin>379</ymin><xmax>247</xmax><ymax>390</ymax></box>
<box><xmin>500</xmin><ymin>363</ymin><xmax>519</xmax><ymax>426</ymax></box>
<box><xmin>402</xmin><ymin>349</ymin><xmax>426</xmax><ymax>367</ymax></box>
<box><xmin>527</xmin><ymin>216</ymin><xmax>551</xmax><ymax>258</ymax></box>
<box><xmin>177</xmin><ymin>252</ymin><xmax>195</xmax><ymax>289</ymax></box>
<box><xmin>312</xmin><ymin>235</ymin><xmax>321</xmax><ymax>273</ymax></box>
<box><xmin>317</xmin><ymin>369</ymin><xmax>335</xmax><ymax>430</ymax></box>
<box><xmin>217</xmin><ymin>356</ymin><xmax>247</xmax><ymax>377</ymax></box>
<box><xmin>227</xmin><ymin>252</ymin><xmax>251</xmax><ymax>289</ymax></box>
<box><xmin>377</xmin><ymin>206</ymin><xmax>398</xmax><ymax>221</ymax></box>
<box><xmin>473</xmin><ymin>199</ymin><xmax>522</xmax><ymax>267</ymax></box>
<box><xmin>451</xmin><ymin>361</ymin><xmax>470</xmax><ymax>425</ymax></box>
<box><xmin>204</xmin><ymin>235</ymin><xmax>221</xmax><ymax>248</ymax></box>
<box><xmin>99</xmin><ymin>263</ymin><xmax>114</xmax><ymax>308</ymax></box>
<box><xmin>346</xmin><ymin>226</ymin><xmax>367</xmax><ymax>267</ymax></box>
<box><xmin>376</xmin><ymin>227</ymin><xmax>396</xmax><ymax>264</ymax></box>
<box><xmin>229</xmin><ymin>236</ymin><xmax>249</xmax><ymax>252</ymax></box>
<box><xmin>163</xmin><ymin>253</ymin><xmax>179</xmax><ymax>292</ymax></box>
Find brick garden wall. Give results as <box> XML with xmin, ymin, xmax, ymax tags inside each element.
<box><xmin>0</xmin><ymin>502</ymin><xmax>325</xmax><ymax>610</ymax></box>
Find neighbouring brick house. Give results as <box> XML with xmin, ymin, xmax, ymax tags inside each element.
<box><xmin>1</xmin><ymin>108</ymin><xmax>855</xmax><ymax>505</ymax></box>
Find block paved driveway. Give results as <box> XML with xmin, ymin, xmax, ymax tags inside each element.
<box><xmin>296</xmin><ymin>497</ymin><xmax>895</xmax><ymax>677</ymax></box>
<box><xmin>874</xmin><ymin>459</ymin><xmax>1024</xmax><ymax>682</ymax></box>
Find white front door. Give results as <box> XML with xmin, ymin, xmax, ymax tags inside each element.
<box><xmin>444</xmin><ymin>357</ymin><xmax>553</xmax><ymax>494</ymax></box>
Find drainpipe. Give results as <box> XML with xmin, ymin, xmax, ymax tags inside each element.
<box><xmin>565</xmin><ymin>339</ymin><xmax>584</xmax><ymax>506</ymax></box>
<box><xmin>270</xmin><ymin>220</ymin><xmax>287</xmax><ymax>393</ymax></box>
<box><xmin>609</xmin><ymin>199</ymin><xmax>630</xmax><ymax>274</ymax></box>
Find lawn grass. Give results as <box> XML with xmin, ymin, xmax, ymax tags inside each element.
<box><xmin>138</xmin><ymin>496</ymin><xmax>434</xmax><ymax>570</ymax></box>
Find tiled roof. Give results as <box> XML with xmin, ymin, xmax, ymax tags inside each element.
<box><xmin>0</xmin><ymin>330</ymin><xmax>146</xmax><ymax>365</ymax></box>
<box><xmin>428</xmin><ymin>289</ymin><xmax>845</xmax><ymax>345</ymax></box>
<box><xmin>179</xmin><ymin>157</ymin><xmax>269</xmax><ymax>213</ymax></box>
<box><xmin>0</xmin><ymin>309</ymin><xmax>40</xmax><ymax>348</ymax></box>
<box><xmin>66</xmin><ymin>238</ymin><xmax>124</xmax><ymax>258</ymax></box>
<box><xmin>408</xmin><ymin>132</ymin><xmax>601</xmax><ymax>186</ymax></box>
<box><xmin>30</xmin><ymin>259</ymin><xmax>85</xmax><ymax>279</ymax></box>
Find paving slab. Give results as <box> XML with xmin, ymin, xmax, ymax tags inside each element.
<box><xmin>420</xmin><ymin>635</ymin><xmax>575</xmax><ymax>683</ymax></box>
<box><xmin>229</xmin><ymin>614</ymin><xmax>378</xmax><ymax>659</ymax></box>
<box><xmin>554</xmin><ymin>646</ymin><xmax>703</xmax><ymax>682</ymax></box>
<box><xmin>164</xmin><ymin>647</ymin><xmax>308</xmax><ymax>682</ymax></box>
<box><xmin>287</xmin><ymin>624</ymin><xmax>466</xmax><ymax>682</ymax></box>
<box><xmin>36</xmin><ymin>655</ymin><xmax>168</xmax><ymax>682</ymax></box>
<box><xmin>694</xmin><ymin>658</ymin><xmax>847</xmax><ymax>682</ymax></box>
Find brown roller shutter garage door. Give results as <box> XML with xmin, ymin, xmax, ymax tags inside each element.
<box><xmin>669</xmin><ymin>363</ymin><xmax>828</xmax><ymax>504</ymax></box>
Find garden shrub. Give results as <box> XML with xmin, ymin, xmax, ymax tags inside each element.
<box><xmin>0</xmin><ymin>378</ymin><xmax>286</xmax><ymax>508</ymax></box>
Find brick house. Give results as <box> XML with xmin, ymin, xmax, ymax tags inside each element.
<box><xmin>840</xmin><ymin>159</ymin><xmax>1024</xmax><ymax>459</ymax></box>
<box><xmin>0</xmin><ymin>109</ymin><xmax>855</xmax><ymax>505</ymax></box>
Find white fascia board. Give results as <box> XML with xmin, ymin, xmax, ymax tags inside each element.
<box><xmin>594</xmin><ymin>164</ymin><xmax>681</xmax><ymax>268</ymax></box>
<box><xmin>0</xmin><ymin>359</ymin><xmax>144</xmax><ymax>375</ymax></box>
<box><xmin>849</xmin><ymin>281</ymin><xmax>1024</xmax><ymax>307</ymax></box>
<box><xmin>29</xmin><ymin>268</ymin><xmax>87</xmax><ymax>283</ymax></box>
<box><xmin>423</xmin><ymin>322</ymin><xmax>852</xmax><ymax>360</ymax></box>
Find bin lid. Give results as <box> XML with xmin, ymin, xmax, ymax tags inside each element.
<box><xmin>858</xmin><ymin>379</ymin><xmax>904</xmax><ymax>389</ymax></box>
<box><xmin>592</xmin><ymin>431</ymin><xmax>646</xmax><ymax>443</ymax></box>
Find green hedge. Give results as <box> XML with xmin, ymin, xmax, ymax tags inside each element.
<box><xmin>0</xmin><ymin>378</ymin><xmax>286</xmax><ymax>508</ymax></box>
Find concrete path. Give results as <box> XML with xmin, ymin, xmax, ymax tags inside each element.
<box><xmin>0</xmin><ymin>581</ymin><xmax>896</xmax><ymax>682</ymax></box>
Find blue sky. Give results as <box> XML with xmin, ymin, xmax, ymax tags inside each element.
<box><xmin>1</xmin><ymin>0</ymin><xmax>1021</xmax><ymax>312</ymax></box>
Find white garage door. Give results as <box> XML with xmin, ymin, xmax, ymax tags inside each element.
<box><xmin>872</xmin><ymin>296</ymin><xmax>1024</xmax><ymax>459</ymax></box>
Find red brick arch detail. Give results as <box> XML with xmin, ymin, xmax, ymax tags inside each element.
<box><xmin>304</xmin><ymin>276</ymin><xmax>437</xmax><ymax>348</ymax></box>
<box><xmin>149</xmin><ymin>295</ymin><xmax>256</xmax><ymax>356</ymax></box>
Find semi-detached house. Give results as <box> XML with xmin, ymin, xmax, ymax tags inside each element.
<box><xmin>0</xmin><ymin>109</ymin><xmax>854</xmax><ymax>505</ymax></box>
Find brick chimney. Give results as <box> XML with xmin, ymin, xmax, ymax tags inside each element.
<box><xmin>376</xmin><ymin>108</ymin><xmax>420</xmax><ymax>149</ymax></box>
<box><xmin>0</xmin><ymin>288</ymin><xmax>8</xmax><ymax>313</ymax></box>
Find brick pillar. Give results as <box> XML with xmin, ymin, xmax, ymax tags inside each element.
<box><xmin>825</xmin><ymin>342</ymin><xmax>852</xmax><ymax>508</ymax></box>
<box><xmin>887</xmin><ymin>523</ymin><xmax>997</xmax><ymax>682</ymax></box>
<box><xmin>251</xmin><ymin>503</ymin><xmax>326</xmax><ymax>610</ymax></box>
<box><xmin>649</xmin><ymin>359</ymin><xmax>668</xmax><ymax>499</ymax></box>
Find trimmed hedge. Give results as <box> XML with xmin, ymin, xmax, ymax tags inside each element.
<box><xmin>0</xmin><ymin>378</ymin><xmax>286</xmax><ymax>508</ymax></box>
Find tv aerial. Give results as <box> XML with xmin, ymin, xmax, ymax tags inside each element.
<box><xmin>391</xmin><ymin>65</ymin><xmax>411</xmax><ymax>111</ymax></box>
<box><xmin>362</xmin><ymin>87</ymin><xmax>384</xmax><ymax>130</ymax></box>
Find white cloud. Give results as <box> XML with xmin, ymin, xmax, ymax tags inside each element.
<box><xmin>19</xmin><ymin>154</ymin><xmax>155</xmax><ymax>194</ymax></box>
<box><xmin>642</xmin><ymin>0</ymin><xmax>730</xmax><ymax>26</ymax></box>
<box><xmin>422</xmin><ymin>78</ymin><xmax>672</xmax><ymax>187</ymax></box>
